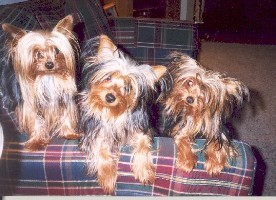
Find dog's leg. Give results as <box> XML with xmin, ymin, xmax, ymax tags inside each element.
<box><xmin>24</xmin><ymin>114</ymin><xmax>50</xmax><ymax>151</ymax></box>
<box><xmin>130</xmin><ymin>132</ymin><xmax>155</xmax><ymax>184</ymax></box>
<box><xmin>204</xmin><ymin>139</ymin><xmax>236</xmax><ymax>176</ymax></box>
<box><xmin>59</xmin><ymin>105</ymin><xmax>79</xmax><ymax>140</ymax></box>
<box><xmin>97</xmin><ymin>144</ymin><xmax>118</xmax><ymax>194</ymax></box>
<box><xmin>59</xmin><ymin>117</ymin><xmax>79</xmax><ymax>140</ymax></box>
<box><xmin>174</xmin><ymin>135</ymin><xmax>197</xmax><ymax>172</ymax></box>
<box><xmin>83</xmin><ymin>136</ymin><xmax>118</xmax><ymax>194</ymax></box>
<box><xmin>16</xmin><ymin>105</ymin><xmax>49</xmax><ymax>151</ymax></box>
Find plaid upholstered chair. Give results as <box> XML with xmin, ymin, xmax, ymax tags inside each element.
<box><xmin>0</xmin><ymin>0</ymin><xmax>256</xmax><ymax>196</ymax></box>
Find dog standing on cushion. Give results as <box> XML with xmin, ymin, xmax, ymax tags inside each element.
<box><xmin>78</xmin><ymin>35</ymin><xmax>167</xmax><ymax>194</ymax></box>
<box><xmin>1</xmin><ymin>15</ymin><xmax>80</xmax><ymax>151</ymax></box>
<box><xmin>161</xmin><ymin>52</ymin><xmax>249</xmax><ymax>175</ymax></box>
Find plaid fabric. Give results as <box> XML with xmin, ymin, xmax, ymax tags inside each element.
<box><xmin>0</xmin><ymin>1</ymin><xmax>41</xmax><ymax>32</ymax></box>
<box><xmin>0</xmin><ymin>0</ymin><xmax>112</xmax><ymax>45</ymax></box>
<box><xmin>0</xmin><ymin>0</ymin><xmax>113</xmax><ymax>110</ymax></box>
<box><xmin>64</xmin><ymin>0</ymin><xmax>114</xmax><ymax>44</ymax></box>
<box><xmin>0</xmin><ymin>107</ymin><xmax>256</xmax><ymax>196</ymax></box>
<box><xmin>0</xmin><ymin>0</ymin><xmax>255</xmax><ymax>196</ymax></box>
<box><xmin>109</xmin><ymin>17</ymin><xmax>199</xmax><ymax>65</ymax></box>
<box><xmin>0</xmin><ymin>1</ymin><xmax>198</xmax><ymax>65</ymax></box>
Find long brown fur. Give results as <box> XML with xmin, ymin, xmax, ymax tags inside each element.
<box><xmin>79</xmin><ymin>35</ymin><xmax>167</xmax><ymax>193</ymax></box>
<box><xmin>2</xmin><ymin>15</ymin><xmax>80</xmax><ymax>150</ymax></box>
<box><xmin>162</xmin><ymin>52</ymin><xmax>249</xmax><ymax>175</ymax></box>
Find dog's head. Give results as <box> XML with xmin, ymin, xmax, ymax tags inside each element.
<box><xmin>164</xmin><ymin>52</ymin><xmax>249</xmax><ymax>138</ymax></box>
<box><xmin>2</xmin><ymin>15</ymin><xmax>79</xmax><ymax>81</ymax></box>
<box><xmin>80</xmin><ymin>35</ymin><xmax>167</xmax><ymax>121</ymax></box>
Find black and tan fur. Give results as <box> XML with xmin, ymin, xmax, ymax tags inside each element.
<box><xmin>2</xmin><ymin>15</ymin><xmax>80</xmax><ymax>150</ymax></box>
<box><xmin>78</xmin><ymin>35</ymin><xmax>167</xmax><ymax>194</ymax></box>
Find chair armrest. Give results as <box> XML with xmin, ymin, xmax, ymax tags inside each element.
<box><xmin>0</xmin><ymin>107</ymin><xmax>256</xmax><ymax>196</ymax></box>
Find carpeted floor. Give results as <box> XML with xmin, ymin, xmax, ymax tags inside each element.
<box><xmin>198</xmin><ymin>41</ymin><xmax>276</xmax><ymax>196</ymax></box>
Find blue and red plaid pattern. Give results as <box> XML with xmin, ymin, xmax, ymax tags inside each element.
<box><xmin>109</xmin><ymin>17</ymin><xmax>199</xmax><ymax>65</ymax></box>
<box><xmin>0</xmin><ymin>0</ymin><xmax>255</xmax><ymax>196</ymax></box>
<box><xmin>0</xmin><ymin>0</ymin><xmax>113</xmax><ymax>46</ymax></box>
<box><xmin>65</xmin><ymin>0</ymin><xmax>114</xmax><ymax>43</ymax></box>
<box><xmin>0</xmin><ymin>0</ymin><xmax>198</xmax><ymax>66</ymax></box>
<box><xmin>0</xmin><ymin>107</ymin><xmax>256</xmax><ymax>196</ymax></box>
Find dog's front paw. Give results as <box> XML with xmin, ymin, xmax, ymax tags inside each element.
<box><xmin>25</xmin><ymin>137</ymin><xmax>49</xmax><ymax>151</ymax></box>
<box><xmin>60</xmin><ymin>126</ymin><xmax>80</xmax><ymax>140</ymax></box>
<box><xmin>97</xmin><ymin>159</ymin><xmax>118</xmax><ymax>194</ymax></box>
<box><xmin>96</xmin><ymin>148</ymin><xmax>118</xmax><ymax>194</ymax></box>
<box><xmin>204</xmin><ymin>158</ymin><xmax>225</xmax><ymax>176</ymax></box>
<box><xmin>132</xmin><ymin>151</ymin><xmax>155</xmax><ymax>184</ymax></box>
<box><xmin>98</xmin><ymin>168</ymin><xmax>117</xmax><ymax>194</ymax></box>
<box><xmin>204</xmin><ymin>149</ymin><xmax>231</xmax><ymax>176</ymax></box>
<box><xmin>176</xmin><ymin>151</ymin><xmax>197</xmax><ymax>173</ymax></box>
<box><xmin>204</xmin><ymin>142</ymin><xmax>230</xmax><ymax>176</ymax></box>
<box><xmin>175</xmin><ymin>137</ymin><xmax>197</xmax><ymax>173</ymax></box>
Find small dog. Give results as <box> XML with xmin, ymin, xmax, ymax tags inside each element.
<box><xmin>161</xmin><ymin>52</ymin><xmax>249</xmax><ymax>175</ymax></box>
<box><xmin>2</xmin><ymin>15</ymin><xmax>80</xmax><ymax>150</ymax></box>
<box><xmin>78</xmin><ymin>35</ymin><xmax>167</xmax><ymax>194</ymax></box>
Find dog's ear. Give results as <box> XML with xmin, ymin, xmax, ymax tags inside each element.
<box><xmin>2</xmin><ymin>23</ymin><xmax>27</xmax><ymax>43</ymax></box>
<box><xmin>53</xmin><ymin>15</ymin><xmax>73</xmax><ymax>38</ymax></box>
<box><xmin>98</xmin><ymin>34</ymin><xmax>119</xmax><ymax>62</ymax></box>
<box><xmin>151</xmin><ymin>65</ymin><xmax>167</xmax><ymax>80</ymax></box>
<box><xmin>223</xmin><ymin>78</ymin><xmax>250</xmax><ymax>105</ymax></box>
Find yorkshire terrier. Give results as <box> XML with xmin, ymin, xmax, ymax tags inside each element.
<box><xmin>161</xmin><ymin>52</ymin><xmax>249</xmax><ymax>176</ymax></box>
<box><xmin>1</xmin><ymin>15</ymin><xmax>80</xmax><ymax>151</ymax></box>
<box><xmin>78</xmin><ymin>35</ymin><xmax>167</xmax><ymax>194</ymax></box>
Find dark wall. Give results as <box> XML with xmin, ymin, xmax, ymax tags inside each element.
<box><xmin>203</xmin><ymin>0</ymin><xmax>276</xmax><ymax>32</ymax></box>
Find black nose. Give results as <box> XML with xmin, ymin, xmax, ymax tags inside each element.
<box><xmin>105</xmin><ymin>93</ymin><xmax>116</xmax><ymax>103</ymax></box>
<box><xmin>186</xmin><ymin>96</ymin><xmax>194</xmax><ymax>104</ymax></box>
<box><xmin>45</xmin><ymin>61</ymin><xmax>54</xmax><ymax>69</ymax></box>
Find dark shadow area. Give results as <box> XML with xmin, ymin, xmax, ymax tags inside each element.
<box><xmin>244</xmin><ymin>88</ymin><xmax>266</xmax><ymax>118</ymax></box>
<box><xmin>251</xmin><ymin>146</ymin><xmax>266</xmax><ymax>196</ymax></box>
<box><xmin>201</xmin><ymin>0</ymin><xmax>276</xmax><ymax>45</ymax></box>
<box><xmin>226</xmin><ymin>87</ymin><xmax>265</xmax><ymax>140</ymax></box>
<box><xmin>224</xmin><ymin>88</ymin><xmax>267</xmax><ymax>195</ymax></box>
<box><xmin>73</xmin><ymin>22</ymin><xmax>86</xmax><ymax>46</ymax></box>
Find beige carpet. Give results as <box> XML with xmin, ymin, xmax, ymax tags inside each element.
<box><xmin>198</xmin><ymin>41</ymin><xmax>276</xmax><ymax>195</ymax></box>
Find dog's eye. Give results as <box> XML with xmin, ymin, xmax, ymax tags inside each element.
<box><xmin>124</xmin><ymin>85</ymin><xmax>132</xmax><ymax>94</ymax></box>
<box><xmin>187</xmin><ymin>80</ymin><xmax>194</xmax><ymax>87</ymax></box>
<box><xmin>186</xmin><ymin>96</ymin><xmax>194</xmax><ymax>104</ymax></box>
<box><xmin>54</xmin><ymin>48</ymin><xmax>60</xmax><ymax>55</ymax></box>
<box><xmin>105</xmin><ymin>75</ymin><xmax>112</xmax><ymax>81</ymax></box>
<box><xmin>36</xmin><ymin>51</ymin><xmax>44</xmax><ymax>59</ymax></box>
<box><xmin>173</xmin><ymin>56</ymin><xmax>180</xmax><ymax>62</ymax></box>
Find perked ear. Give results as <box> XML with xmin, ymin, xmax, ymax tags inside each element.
<box><xmin>53</xmin><ymin>15</ymin><xmax>73</xmax><ymax>38</ymax></box>
<box><xmin>195</xmin><ymin>73</ymin><xmax>202</xmax><ymax>81</ymax></box>
<box><xmin>2</xmin><ymin>23</ymin><xmax>27</xmax><ymax>42</ymax></box>
<box><xmin>98</xmin><ymin>34</ymin><xmax>119</xmax><ymax>62</ymax></box>
<box><xmin>223</xmin><ymin>78</ymin><xmax>250</xmax><ymax>103</ymax></box>
<box><xmin>151</xmin><ymin>65</ymin><xmax>167</xmax><ymax>80</ymax></box>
